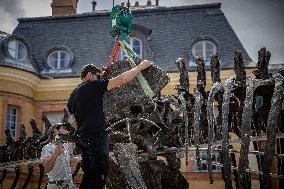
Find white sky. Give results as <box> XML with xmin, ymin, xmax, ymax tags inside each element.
<box><xmin>0</xmin><ymin>0</ymin><xmax>283</xmax><ymax>64</ymax></box>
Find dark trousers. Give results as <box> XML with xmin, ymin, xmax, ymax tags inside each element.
<box><xmin>79</xmin><ymin>133</ymin><xmax>109</xmax><ymax>189</ymax></box>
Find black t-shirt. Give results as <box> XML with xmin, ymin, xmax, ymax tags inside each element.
<box><xmin>67</xmin><ymin>79</ymin><xmax>109</xmax><ymax>137</ymax></box>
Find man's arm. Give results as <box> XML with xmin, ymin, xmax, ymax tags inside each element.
<box><xmin>43</xmin><ymin>144</ymin><xmax>63</xmax><ymax>173</ymax></box>
<box><xmin>70</xmin><ymin>114</ymin><xmax>78</xmax><ymax>129</ymax></box>
<box><xmin>107</xmin><ymin>60</ymin><xmax>153</xmax><ymax>90</ymax></box>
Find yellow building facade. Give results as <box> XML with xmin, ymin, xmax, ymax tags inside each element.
<box><xmin>0</xmin><ymin>64</ymin><xmax>256</xmax><ymax>144</ymax></box>
<box><xmin>0</xmin><ymin>64</ymin><xmax>258</xmax><ymax>189</ymax></box>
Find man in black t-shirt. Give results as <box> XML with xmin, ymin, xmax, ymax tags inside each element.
<box><xmin>67</xmin><ymin>60</ymin><xmax>152</xmax><ymax>189</ymax></box>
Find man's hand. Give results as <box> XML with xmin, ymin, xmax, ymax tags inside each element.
<box><xmin>137</xmin><ymin>60</ymin><xmax>153</xmax><ymax>71</ymax></box>
<box><xmin>43</xmin><ymin>143</ymin><xmax>64</xmax><ymax>173</ymax></box>
<box><xmin>53</xmin><ymin>144</ymin><xmax>64</xmax><ymax>157</ymax></box>
<box><xmin>71</xmin><ymin>114</ymin><xmax>78</xmax><ymax>129</ymax></box>
<box><xmin>107</xmin><ymin>60</ymin><xmax>154</xmax><ymax>90</ymax></box>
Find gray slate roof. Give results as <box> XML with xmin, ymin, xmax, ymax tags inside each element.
<box><xmin>0</xmin><ymin>30</ymin><xmax>39</xmax><ymax>73</ymax></box>
<box><xmin>1</xmin><ymin>3</ymin><xmax>253</xmax><ymax>78</ymax></box>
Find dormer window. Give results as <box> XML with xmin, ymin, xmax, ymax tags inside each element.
<box><xmin>8</xmin><ymin>39</ymin><xmax>28</xmax><ymax>61</ymax></box>
<box><xmin>131</xmin><ymin>37</ymin><xmax>142</xmax><ymax>57</ymax></box>
<box><xmin>47</xmin><ymin>50</ymin><xmax>70</xmax><ymax>69</ymax></box>
<box><xmin>120</xmin><ymin>37</ymin><xmax>142</xmax><ymax>59</ymax></box>
<box><xmin>192</xmin><ymin>40</ymin><xmax>217</xmax><ymax>61</ymax></box>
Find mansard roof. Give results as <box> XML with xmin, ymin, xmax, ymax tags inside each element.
<box><xmin>5</xmin><ymin>3</ymin><xmax>252</xmax><ymax>78</ymax></box>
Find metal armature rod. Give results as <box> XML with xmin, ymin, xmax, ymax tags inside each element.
<box><xmin>107</xmin><ymin>117</ymin><xmax>160</xmax><ymax>132</ymax></box>
<box><xmin>187</xmin><ymin>147</ymin><xmax>284</xmax><ymax>158</ymax></box>
<box><xmin>230</xmin><ymin>149</ymin><xmax>284</xmax><ymax>158</ymax></box>
<box><xmin>0</xmin><ymin>155</ymin><xmax>83</xmax><ymax>171</ymax></box>
<box><xmin>126</xmin><ymin>119</ymin><xmax>132</xmax><ymax>142</ymax></box>
<box><xmin>1</xmin><ymin>146</ymin><xmax>283</xmax><ymax>171</ymax></box>
<box><xmin>191</xmin><ymin>133</ymin><xmax>284</xmax><ymax>148</ymax></box>
<box><xmin>187</xmin><ymin>156</ymin><xmax>284</xmax><ymax>179</ymax></box>
<box><xmin>0</xmin><ymin>158</ymin><xmax>43</xmax><ymax>169</ymax></box>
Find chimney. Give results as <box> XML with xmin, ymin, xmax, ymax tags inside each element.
<box><xmin>51</xmin><ymin>0</ymin><xmax>79</xmax><ymax>16</ymax></box>
<box><xmin>134</xmin><ymin>1</ymin><xmax>139</xmax><ymax>7</ymax></box>
<box><xmin>146</xmin><ymin>0</ymin><xmax>152</xmax><ymax>6</ymax></box>
<box><xmin>156</xmin><ymin>0</ymin><xmax>159</xmax><ymax>6</ymax></box>
<box><xmin>92</xmin><ymin>0</ymin><xmax>97</xmax><ymax>11</ymax></box>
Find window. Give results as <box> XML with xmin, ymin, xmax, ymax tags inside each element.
<box><xmin>8</xmin><ymin>39</ymin><xmax>28</xmax><ymax>61</ymax></box>
<box><xmin>192</xmin><ymin>40</ymin><xmax>217</xmax><ymax>62</ymax></box>
<box><xmin>131</xmin><ymin>38</ymin><xmax>142</xmax><ymax>57</ymax></box>
<box><xmin>120</xmin><ymin>37</ymin><xmax>142</xmax><ymax>60</ymax></box>
<box><xmin>42</xmin><ymin>112</ymin><xmax>64</xmax><ymax>132</ymax></box>
<box><xmin>47</xmin><ymin>50</ymin><xmax>70</xmax><ymax>69</ymax></box>
<box><xmin>6</xmin><ymin>106</ymin><xmax>17</xmax><ymax>137</ymax></box>
<box><xmin>194</xmin><ymin>151</ymin><xmax>221</xmax><ymax>172</ymax></box>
